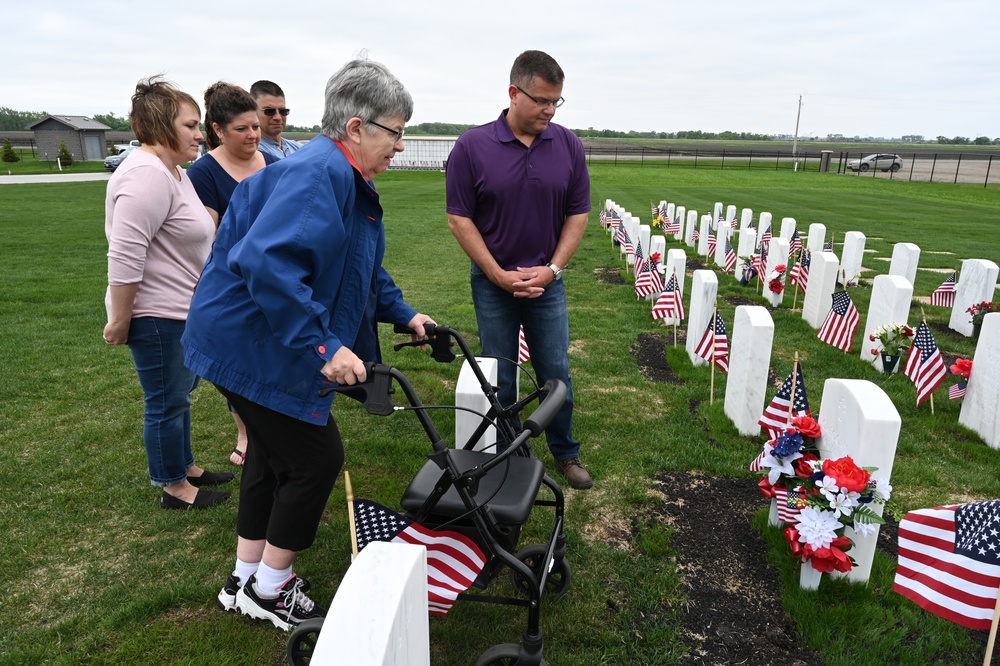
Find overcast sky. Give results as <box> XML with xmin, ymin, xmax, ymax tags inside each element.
<box><xmin>6</xmin><ymin>0</ymin><xmax>998</xmax><ymax>139</ymax></box>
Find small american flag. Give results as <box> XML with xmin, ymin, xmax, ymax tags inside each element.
<box><xmin>930</xmin><ymin>272</ymin><xmax>957</xmax><ymax>308</ymax></box>
<box><xmin>691</xmin><ymin>227</ymin><xmax>700</xmax><ymax>243</ymax></box>
<box><xmin>353</xmin><ymin>498</ymin><xmax>486</xmax><ymax>616</ymax></box>
<box><xmin>706</xmin><ymin>229</ymin><xmax>717</xmax><ymax>257</ymax></box>
<box><xmin>651</xmin><ymin>273</ymin><xmax>685</xmax><ymax>321</ymax></box>
<box><xmin>633</xmin><ymin>238</ymin><xmax>645</xmax><ymax>280</ymax></box>
<box><xmin>695</xmin><ymin>311</ymin><xmax>729</xmax><ymax>374</ymax></box>
<box><xmin>599</xmin><ymin>208</ymin><xmax>607</xmax><ymax>227</ymax></box>
<box><xmin>518</xmin><ymin>325</ymin><xmax>530</xmax><ymax>363</ymax></box>
<box><xmin>824</xmin><ymin>237</ymin><xmax>834</xmax><ymax>252</ymax></box>
<box><xmin>753</xmin><ymin>245</ymin><xmax>769</xmax><ymax>282</ymax></box>
<box><xmin>724</xmin><ymin>235</ymin><xmax>737</xmax><ymax>273</ymax></box>
<box><xmin>789</xmin><ymin>251</ymin><xmax>811</xmax><ymax>292</ymax></box>
<box><xmin>817</xmin><ymin>290</ymin><xmax>860</xmax><ymax>352</ymax></box>
<box><xmin>775</xmin><ymin>485</ymin><xmax>806</xmax><ymax>525</ymax></box>
<box><xmin>894</xmin><ymin>502</ymin><xmax>1000</xmax><ymax>630</ymax></box>
<box><xmin>634</xmin><ymin>252</ymin><xmax>663</xmax><ymax>298</ymax></box>
<box><xmin>615</xmin><ymin>224</ymin><xmax>633</xmax><ymax>257</ymax></box>
<box><xmin>757</xmin><ymin>364</ymin><xmax>811</xmax><ymax>439</ymax></box>
<box><xmin>788</xmin><ymin>229</ymin><xmax>803</xmax><ymax>254</ymax></box>
<box><xmin>665</xmin><ymin>215</ymin><xmax>682</xmax><ymax>235</ymax></box>
<box><xmin>651</xmin><ymin>202</ymin><xmax>659</xmax><ymax>219</ymax></box>
<box><xmin>948</xmin><ymin>380</ymin><xmax>967</xmax><ymax>400</ymax></box>
<box><xmin>759</xmin><ymin>223</ymin><xmax>772</xmax><ymax>245</ymax></box>
<box><xmin>904</xmin><ymin>322</ymin><xmax>947</xmax><ymax>406</ymax></box>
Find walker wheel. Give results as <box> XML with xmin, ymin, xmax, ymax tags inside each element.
<box><xmin>476</xmin><ymin>642</ymin><xmax>548</xmax><ymax>666</ymax></box>
<box><xmin>509</xmin><ymin>544</ymin><xmax>572</xmax><ymax>597</ymax></box>
<box><xmin>286</xmin><ymin>617</ymin><xmax>324</xmax><ymax>666</ymax></box>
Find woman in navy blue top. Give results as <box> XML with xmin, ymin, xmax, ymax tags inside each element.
<box><xmin>187</xmin><ymin>82</ymin><xmax>276</xmax><ymax>465</ymax></box>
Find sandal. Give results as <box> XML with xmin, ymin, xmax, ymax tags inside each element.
<box><xmin>230</xmin><ymin>447</ymin><xmax>246</xmax><ymax>467</ymax></box>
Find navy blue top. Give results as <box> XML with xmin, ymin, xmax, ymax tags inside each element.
<box><xmin>186</xmin><ymin>151</ymin><xmax>277</xmax><ymax>218</ymax></box>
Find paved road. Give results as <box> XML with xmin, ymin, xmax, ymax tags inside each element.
<box><xmin>0</xmin><ymin>172</ymin><xmax>112</xmax><ymax>185</ymax></box>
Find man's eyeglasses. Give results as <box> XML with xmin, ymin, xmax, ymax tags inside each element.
<box><xmin>367</xmin><ymin>120</ymin><xmax>405</xmax><ymax>144</ymax></box>
<box><xmin>262</xmin><ymin>108</ymin><xmax>290</xmax><ymax>117</ymax></box>
<box><xmin>515</xmin><ymin>86</ymin><xmax>565</xmax><ymax>109</ymax></box>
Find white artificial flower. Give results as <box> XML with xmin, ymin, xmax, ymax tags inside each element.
<box><xmin>829</xmin><ymin>491</ymin><xmax>857</xmax><ymax>518</ymax></box>
<box><xmin>819</xmin><ymin>475</ymin><xmax>841</xmax><ymax>502</ymax></box>
<box><xmin>761</xmin><ymin>449</ymin><xmax>803</xmax><ymax>485</ymax></box>
<box><xmin>872</xmin><ymin>477</ymin><xmax>893</xmax><ymax>502</ymax></box>
<box><xmin>853</xmin><ymin>519</ymin><xmax>879</xmax><ymax>538</ymax></box>
<box><xmin>796</xmin><ymin>506</ymin><xmax>843</xmax><ymax>550</ymax></box>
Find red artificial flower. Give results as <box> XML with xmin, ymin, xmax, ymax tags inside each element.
<box><xmin>869</xmin><ymin>334</ymin><xmax>876</xmax><ymax>342</ymax></box>
<box><xmin>822</xmin><ymin>457</ymin><xmax>870</xmax><ymax>493</ymax></box>
<box><xmin>870</xmin><ymin>348</ymin><xmax>878</xmax><ymax>356</ymax></box>
<box><xmin>759</xmin><ymin>477</ymin><xmax>778</xmax><ymax>498</ymax></box>
<box><xmin>950</xmin><ymin>358</ymin><xmax>973</xmax><ymax>379</ymax></box>
<box><xmin>769</xmin><ymin>278</ymin><xmax>785</xmax><ymax>294</ymax></box>
<box><xmin>904</xmin><ymin>326</ymin><xmax>914</xmax><ymax>337</ymax></box>
<box><xmin>650</xmin><ymin>252</ymin><xmax>662</xmax><ymax>264</ymax></box>
<box><xmin>792</xmin><ymin>415</ymin><xmax>821</xmax><ymax>438</ymax></box>
<box><xmin>804</xmin><ymin>536</ymin><xmax>853</xmax><ymax>573</ymax></box>
<box><xmin>775</xmin><ymin>264</ymin><xmax>787</xmax><ymax>273</ymax></box>
<box><xmin>795</xmin><ymin>452</ymin><xmax>820</xmax><ymax>477</ymax></box>
<box><xmin>784</xmin><ymin>527</ymin><xmax>804</xmax><ymax>558</ymax></box>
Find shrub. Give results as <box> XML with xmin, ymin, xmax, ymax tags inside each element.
<box><xmin>57</xmin><ymin>141</ymin><xmax>73</xmax><ymax>166</ymax></box>
<box><xmin>1</xmin><ymin>138</ymin><xmax>19</xmax><ymax>163</ymax></box>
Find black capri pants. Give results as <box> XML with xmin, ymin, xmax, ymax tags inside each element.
<box><xmin>219</xmin><ymin>387</ymin><xmax>344</xmax><ymax>552</ymax></box>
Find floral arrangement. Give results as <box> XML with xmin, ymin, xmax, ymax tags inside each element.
<box><xmin>754</xmin><ymin>416</ymin><xmax>892</xmax><ymax>574</ymax></box>
<box><xmin>650</xmin><ymin>252</ymin><xmax>663</xmax><ymax>271</ymax></box>
<box><xmin>767</xmin><ymin>264</ymin><xmax>787</xmax><ymax>294</ymax></box>
<box><xmin>652</xmin><ymin>215</ymin><xmax>664</xmax><ymax>229</ymax></box>
<box><xmin>950</xmin><ymin>358</ymin><xmax>972</xmax><ymax>379</ymax></box>
<box><xmin>868</xmin><ymin>322</ymin><xmax>914</xmax><ymax>357</ymax></box>
<box><xmin>967</xmin><ymin>301</ymin><xmax>996</xmax><ymax>327</ymax></box>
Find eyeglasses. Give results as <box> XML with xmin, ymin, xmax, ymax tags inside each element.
<box><xmin>261</xmin><ymin>108</ymin><xmax>290</xmax><ymax>117</ymax></box>
<box><xmin>367</xmin><ymin>119</ymin><xmax>405</xmax><ymax>144</ymax></box>
<box><xmin>515</xmin><ymin>86</ymin><xmax>565</xmax><ymax>109</ymax></box>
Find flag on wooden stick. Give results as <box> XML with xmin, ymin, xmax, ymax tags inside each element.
<box><xmin>817</xmin><ymin>290</ymin><xmax>860</xmax><ymax>352</ymax></box>
<box><xmin>651</xmin><ymin>274</ymin><xmax>684</xmax><ymax>321</ymax></box>
<box><xmin>930</xmin><ymin>272</ymin><xmax>957</xmax><ymax>308</ymax></box>
<box><xmin>695</xmin><ymin>311</ymin><xmax>729</xmax><ymax>374</ymax></box>
<box><xmin>904</xmin><ymin>322</ymin><xmax>947</xmax><ymax>406</ymax></box>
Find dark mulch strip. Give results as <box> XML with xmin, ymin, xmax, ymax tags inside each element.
<box><xmin>595</xmin><ymin>266</ymin><xmax>627</xmax><ymax>285</ymax></box>
<box><xmin>652</xmin><ymin>472</ymin><xmax>825</xmax><ymax>666</ymax></box>
<box><xmin>724</xmin><ymin>295</ymin><xmax>763</xmax><ymax>308</ymax></box>
<box><xmin>632</xmin><ymin>333</ymin><xmax>685</xmax><ymax>384</ymax></box>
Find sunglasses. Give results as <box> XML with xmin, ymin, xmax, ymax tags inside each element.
<box><xmin>262</xmin><ymin>108</ymin><xmax>290</xmax><ymax>117</ymax></box>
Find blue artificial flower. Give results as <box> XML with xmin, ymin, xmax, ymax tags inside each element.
<box><xmin>773</xmin><ymin>431</ymin><xmax>804</xmax><ymax>458</ymax></box>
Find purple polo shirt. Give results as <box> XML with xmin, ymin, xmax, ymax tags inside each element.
<box><xmin>446</xmin><ymin>110</ymin><xmax>591</xmax><ymax>270</ymax></box>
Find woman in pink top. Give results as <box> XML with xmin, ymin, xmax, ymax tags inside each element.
<box><xmin>104</xmin><ymin>77</ymin><xmax>233</xmax><ymax>509</ymax></box>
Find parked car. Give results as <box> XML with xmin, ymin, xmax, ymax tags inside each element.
<box><xmin>847</xmin><ymin>153</ymin><xmax>903</xmax><ymax>173</ymax></box>
<box><xmin>112</xmin><ymin>140</ymin><xmax>141</xmax><ymax>155</ymax></box>
<box><xmin>104</xmin><ymin>145</ymin><xmax>136</xmax><ymax>171</ymax></box>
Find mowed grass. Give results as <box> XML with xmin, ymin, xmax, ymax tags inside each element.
<box><xmin>1</xmin><ymin>167</ymin><xmax>998</xmax><ymax>665</ymax></box>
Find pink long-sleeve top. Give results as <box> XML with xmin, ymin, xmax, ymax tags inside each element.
<box><xmin>105</xmin><ymin>150</ymin><xmax>215</xmax><ymax>321</ymax></box>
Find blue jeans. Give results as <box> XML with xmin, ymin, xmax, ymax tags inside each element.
<box><xmin>469</xmin><ymin>264</ymin><xmax>580</xmax><ymax>461</ymax></box>
<box><xmin>127</xmin><ymin>317</ymin><xmax>198</xmax><ymax>486</ymax></box>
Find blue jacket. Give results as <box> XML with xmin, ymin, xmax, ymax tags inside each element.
<box><xmin>182</xmin><ymin>136</ymin><xmax>416</xmax><ymax>424</ymax></box>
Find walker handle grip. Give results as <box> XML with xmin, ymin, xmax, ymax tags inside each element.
<box><xmin>524</xmin><ymin>379</ymin><xmax>567</xmax><ymax>437</ymax></box>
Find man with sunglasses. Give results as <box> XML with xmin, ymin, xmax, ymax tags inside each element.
<box><xmin>446</xmin><ymin>50</ymin><xmax>593</xmax><ymax>489</ymax></box>
<box><xmin>250</xmin><ymin>80</ymin><xmax>302</xmax><ymax>160</ymax></box>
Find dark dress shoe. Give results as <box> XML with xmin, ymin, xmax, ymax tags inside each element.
<box><xmin>161</xmin><ymin>488</ymin><xmax>231</xmax><ymax>510</ymax></box>
<box><xmin>188</xmin><ymin>470</ymin><xmax>235</xmax><ymax>487</ymax></box>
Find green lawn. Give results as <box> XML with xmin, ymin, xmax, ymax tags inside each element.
<box><xmin>1</xmin><ymin>167</ymin><xmax>998</xmax><ymax>665</ymax></box>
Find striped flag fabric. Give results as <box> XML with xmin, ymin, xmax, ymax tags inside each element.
<box><xmin>759</xmin><ymin>223</ymin><xmax>772</xmax><ymax>245</ymax></box>
<box><xmin>665</xmin><ymin>215</ymin><xmax>682</xmax><ymax>235</ymax></box>
<box><xmin>651</xmin><ymin>273</ymin><xmax>685</xmax><ymax>321</ymax></box>
<box><xmin>651</xmin><ymin>202</ymin><xmax>659</xmax><ymax>219</ymax></box>
<box><xmin>757</xmin><ymin>364</ymin><xmax>811</xmax><ymax>439</ymax></box>
<box><xmin>706</xmin><ymin>229</ymin><xmax>717</xmax><ymax>257</ymax></box>
<box><xmin>930</xmin><ymin>272</ymin><xmax>957</xmax><ymax>308</ymax></box>
<box><xmin>774</xmin><ymin>485</ymin><xmax>806</xmax><ymax>525</ymax></box>
<box><xmin>724</xmin><ymin>235</ymin><xmax>738</xmax><ymax>272</ymax></box>
<box><xmin>599</xmin><ymin>208</ymin><xmax>608</xmax><ymax>228</ymax></box>
<box><xmin>615</xmin><ymin>224</ymin><xmax>634</xmax><ymax>257</ymax></box>
<box><xmin>789</xmin><ymin>228</ymin><xmax>803</xmax><ymax>254</ymax></box>
<box><xmin>823</xmin><ymin>237</ymin><xmax>835</xmax><ymax>252</ymax></box>
<box><xmin>894</xmin><ymin>501</ymin><xmax>1000</xmax><ymax>630</ymax></box>
<box><xmin>634</xmin><ymin>253</ymin><xmax>663</xmax><ymax>298</ymax></box>
<box><xmin>789</xmin><ymin>251</ymin><xmax>811</xmax><ymax>292</ymax></box>
<box><xmin>692</xmin><ymin>226</ymin><xmax>700</xmax><ymax>243</ymax></box>
<box><xmin>753</xmin><ymin>245</ymin><xmax>769</xmax><ymax>282</ymax></box>
<box><xmin>607</xmin><ymin>209</ymin><xmax>621</xmax><ymax>234</ymax></box>
<box><xmin>353</xmin><ymin>498</ymin><xmax>487</xmax><ymax>616</ymax></box>
<box><xmin>695</xmin><ymin>311</ymin><xmax>729</xmax><ymax>374</ymax></box>
<box><xmin>948</xmin><ymin>380</ymin><xmax>967</xmax><ymax>400</ymax></box>
<box><xmin>904</xmin><ymin>322</ymin><xmax>948</xmax><ymax>406</ymax></box>
<box><xmin>518</xmin><ymin>325</ymin><xmax>530</xmax><ymax>363</ymax></box>
<box><xmin>633</xmin><ymin>238</ymin><xmax>645</xmax><ymax>280</ymax></box>
<box><xmin>817</xmin><ymin>290</ymin><xmax>860</xmax><ymax>352</ymax></box>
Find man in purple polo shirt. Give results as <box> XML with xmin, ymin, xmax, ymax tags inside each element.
<box><xmin>446</xmin><ymin>50</ymin><xmax>593</xmax><ymax>489</ymax></box>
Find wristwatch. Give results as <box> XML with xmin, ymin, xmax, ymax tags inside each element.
<box><xmin>547</xmin><ymin>262</ymin><xmax>563</xmax><ymax>280</ymax></box>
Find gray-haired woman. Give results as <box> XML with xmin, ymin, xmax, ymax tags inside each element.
<box><xmin>181</xmin><ymin>58</ymin><xmax>434</xmax><ymax>630</ymax></box>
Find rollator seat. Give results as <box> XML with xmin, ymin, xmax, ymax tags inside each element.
<box><xmin>400</xmin><ymin>448</ymin><xmax>545</xmax><ymax>525</ymax></box>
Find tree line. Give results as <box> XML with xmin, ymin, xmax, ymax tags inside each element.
<box><xmin>2</xmin><ymin>108</ymin><xmax>997</xmax><ymax>144</ymax></box>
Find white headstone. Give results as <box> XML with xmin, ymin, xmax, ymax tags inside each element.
<box><xmin>625</xmin><ymin>215</ymin><xmax>641</xmax><ymax>265</ymax></box>
<box><xmin>807</xmin><ymin>223</ymin><xmax>827</xmax><ymax>253</ymax></box>
<box><xmin>815</xmin><ymin>379</ymin><xmax>901</xmax><ymax>586</ymax></box>
<box><xmin>713</xmin><ymin>202</ymin><xmax>723</xmax><ymax>228</ymax></box>
<box><xmin>779</xmin><ymin>217</ymin><xmax>796</xmax><ymax>241</ymax></box>
<box><xmin>650</xmin><ymin>235</ymin><xmax>666</xmax><ymax>269</ymax></box>
<box><xmin>756</xmin><ymin>212</ymin><xmax>772</xmax><ymax>250</ymax></box>
<box><xmin>619</xmin><ymin>212</ymin><xmax>632</xmax><ymax>258</ymax></box>
<box><xmin>684</xmin><ymin>209</ymin><xmax>698</xmax><ymax>247</ymax></box>
<box><xmin>316</xmin><ymin>541</ymin><xmax>430</xmax><ymax>666</ymax></box>
<box><xmin>737</xmin><ymin>226</ymin><xmax>757</xmax><ymax>260</ymax></box>
<box><xmin>666</xmin><ymin>249</ymin><xmax>687</xmax><ymax>296</ymax></box>
<box><xmin>456</xmin><ymin>358</ymin><xmax>500</xmax><ymax>452</ymax></box>
<box><xmin>687</xmin><ymin>270</ymin><xmax>719</xmax><ymax>365</ymax></box>
<box><xmin>802</xmin><ymin>251</ymin><xmax>841</xmax><ymax>328</ymax></box>
<box><xmin>740</xmin><ymin>208</ymin><xmax>754</xmax><ymax>234</ymax></box>
<box><xmin>697</xmin><ymin>215</ymin><xmax>711</xmax><ymax>257</ymax></box>
<box><xmin>639</xmin><ymin>224</ymin><xmax>651</xmax><ymax>261</ymax></box>
<box><xmin>764</xmin><ymin>238</ymin><xmax>791</xmax><ymax>307</ymax></box>
<box><xmin>859</xmin><ymin>275</ymin><xmax>914</xmax><ymax>371</ymax></box>
<box><xmin>959</xmin><ymin>312</ymin><xmax>1000</xmax><ymax>449</ymax></box>
<box><xmin>714</xmin><ymin>221</ymin><xmax>732</xmax><ymax>268</ymax></box>
<box><xmin>664</xmin><ymin>201</ymin><xmax>674</xmax><ymax>222</ymax></box>
<box><xmin>724</xmin><ymin>306</ymin><xmax>775</xmax><ymax>435</ymax></box>
<box><xmin>839</xmin><ymin>231</ymin><xmax>867</xmax><ymax>286</ymax></box>
<box><xmin>950</xmin><ymin>259</ymin><xmax>1000</xmax><ymax>336</ymax></box>
<box><xmin>888</xmin><ymin>243</ymin><xmax>921</xmax><ymax>288</ymax></box>
<box><xmin>726</xmin><ymin>204</ymin><xmax>737</xmax><ymax>224</ymax></box>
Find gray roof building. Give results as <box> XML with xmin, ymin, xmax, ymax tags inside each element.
<box><xmin>27</xmin><ymin>115</ymin><xmax>113</xmax><ymax>162</ymax></box>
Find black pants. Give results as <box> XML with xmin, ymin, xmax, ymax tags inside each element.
<box><xmin>219</xmin><ymin>387</ymin><xmax>344</xmax><ymax>552</ymax></box>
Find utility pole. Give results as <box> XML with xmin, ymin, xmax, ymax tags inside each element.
<box><xmin>791</xmin><ymin>95</ymin><xmax>803</xmax><ymax>169</ymax></box>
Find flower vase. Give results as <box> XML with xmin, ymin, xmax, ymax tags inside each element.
<box><xmin>974</xmin><ymin>323</ymin><xmax>981</xmax><ymax>340</ymax></box>
<box><xmin>799</xmin><ymin>559</ymin><xmax>822</xmax><ymax>590</ymax></box>
<box><xmin>879</xmin><ymin>353</ymin><xmax>900</xmax><ymax>374</ymax></box>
